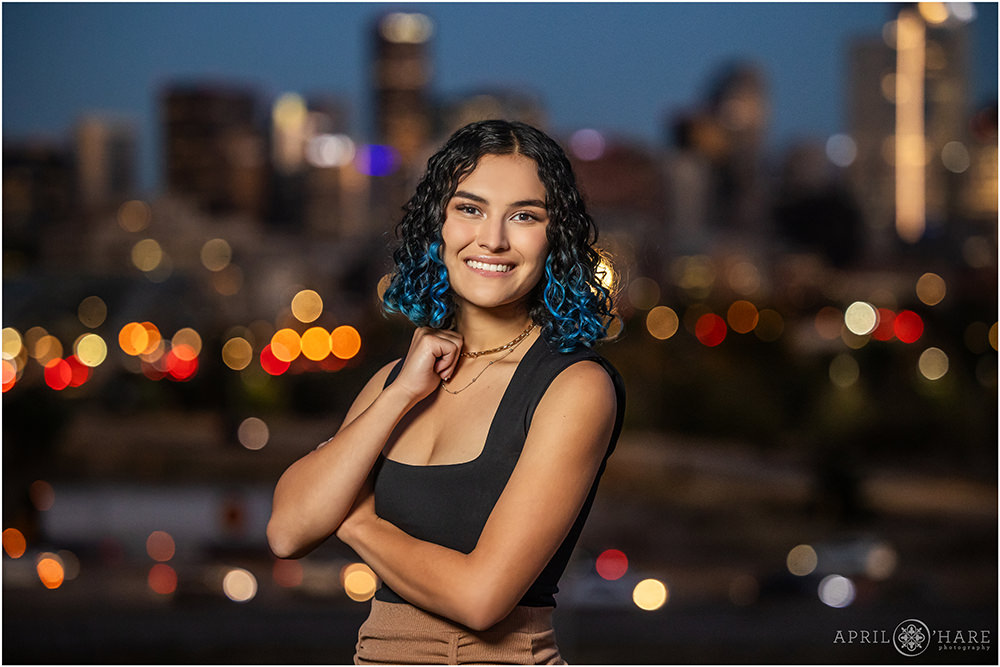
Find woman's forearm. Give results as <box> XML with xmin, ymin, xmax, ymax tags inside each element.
<box><xmin>266</xmin><ymin>384</ymin><xmax>417</xmax><ymax>559</ymax></box>
<box><xmin>341</xmin><ymin>515</ymin><xmax>517</xmax><ymax>632</ymax></box>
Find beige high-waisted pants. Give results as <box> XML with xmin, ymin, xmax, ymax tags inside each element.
<box><xmin>354</xmin><ymin>599</ymin><xmax>566</xmax><ymax>665</ymax></box>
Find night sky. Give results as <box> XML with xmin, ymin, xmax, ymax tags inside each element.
<box><xmin>3</xmin><ymin>2</ymin><xmax>997</xmax><ymax>193</ymax></box>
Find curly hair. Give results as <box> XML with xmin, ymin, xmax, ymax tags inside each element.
<box><xmin>382</xmin><ymin>119</ymin><xmax>615</xmax><ymax>352</ymax></box>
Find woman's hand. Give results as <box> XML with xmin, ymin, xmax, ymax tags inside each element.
<box><xmin>391</xmin><ymin>327</ymin><xmax>463</xmax><ymax>404</ymax></box>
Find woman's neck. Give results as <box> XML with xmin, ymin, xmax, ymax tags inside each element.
<box><xmin>453</xmin><ymin>304</ymin><xmax>533</xmax><ymax>353</ymax></box>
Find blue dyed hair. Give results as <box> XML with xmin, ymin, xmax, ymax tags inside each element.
<box><xmin>382</xmin><ymin>120</ymin><xmax>615</xmax><ymax>352</ymax></box>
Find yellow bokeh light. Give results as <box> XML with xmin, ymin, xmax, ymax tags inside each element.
<box><xmin>132</xmin><ymin>238</ymin><xmax>164</xmax><ymax>272</ymax></box>
<box><xmin>301</xmin><ymin>327</ymin><xmax>332</xmax><ymax>361</ymax></box>
<box><xmin>646</xmin><ymin>306</ymin><xmax>679</xmax><ymax>341</ymax></box>
<box><xmin>331</xmin><ymin>325</ymin><xmax>362</xmax><ymax>360</ymax></box>
<box><xmin>3</xmin><ymin>527</ymin><xmax>27</xmax><ymax>559</ymax></box>
<box><xmin>844</xmin><ymin>301</ymin><xmax>878</xmax><ymax>336</ymax></box>
<box><xmin>726</xmin><ymin>300</ymin><xmax>759</xmax><ymax>334</ymax></box>
<box><xmin>291</xmin><ymin>290</ymin><xmax>324</xmax><ymax>324</ymax></box>
<box><xmin>139</xmin><ymin>322</ymin><xmax>162</xmax><ymax>356</ymax></box>
<box><xmin>222</xmin><ymin>568</ymin><xmax>257</xmax><ymax>603</ymax></box>
<box><xmin>915</xmin><ymin>272</ymin><xmax>946</xmax><ymax>306</ymax></box>
<box><xmin>171</xmin><ymin>328</ymin><xmax>202</xmax><ymax>360</ymax></box>
<box><xmin>918</xmin><ymin>347</ymin><xmax>949</xmax><ymax>380</ymax></box>
<box><xmin>990</xmin><ymin>323</ymin><xmax>998</xmax><ymax>351</ymax></box>
<box><xmin>376</xmin><ymin>274</ymin><xmax>393</xmax><ymax>302</ymax></box>
<box><xmin>237</xmin><ymin>417</ymin><xmax>269</xmax><ymax>450</ymax></box>
<box><xmin>212</xmin><ymin>264</ymin><xmax>244</xmax><ymax>296</ymax></box>
<box><xmin>2</xmin><ymin>327</ymin><xmax>23</xmax><ymax>360</ymax></box>
<box><xmin>78</xmin><ymin>295</ymin><xmax>108</xmax><ymax>328</ymax></box>
<box><xmin>632</xmin><ymin>578</ymin><xmax>668</xmax><ymax>611</ymax></box>
<box><xmin>786</xmin><ymin>544</ymin><xmax>818</xmax><ymax>576</ymax></box>
<box><xmin>222</xmin><ymin>337</ymin><xmax>254</xmax><ymax>371</ymax></box>
<box><xmin>271</xmin><ymin>328</ymin><xmax>302</xmax><ymax>363</ymax></box>
<box><xmin>272</xmin><ymin>93</ymin><xmax>308</xmax><ymax>131</ymax></box>
<box><xmin>341</xmin><ymin>562</ymin><xmax>378</xmax><ymax>602</ymax></box>
<box><xmin>117</xmin><ymin>199</ymin><xmax>152</xmax><ymax>232</ymax></box>
<box><xmin>74</xmin><ymin>333</ymin><xmax>108</xmax><ymax>367</ymax></box>
<box><xmin>918</xmin><ymin>1</ymin><xmax>949</xmax><ymax>24</ymax></box>
<box><xmin>201</xmin><ymin>238</ymin><xmax>232</xmax><ymax>272</ymax></box>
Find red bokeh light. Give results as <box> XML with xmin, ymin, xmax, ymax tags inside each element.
<box><xmin>872</xmin><ymin>308</ymin><xmax>896</xmax><ymax>341</ymax></box>
<box><xmin>595</xmin><ymin>548</ymin><xmax>629</xmax><ymax>581</ymax></box>
<box><xmin>695</xmin><ymin>313</ymin><xmax>727</xmax><ymax>347</ymax></box>
<box><xmin>894</xmin><ymin>310</ymin><xmax>924</xmax><ymax>344</ymax></box>
<box><xmin>66</xmin><ymin>355</ymin><xmax>90</xmax><ymax>387</ymax></box>
<box><xmin>260</xmin><ymin>344</ymin><xmax>290</xmax><ymax>376</ymax></box>
<box><xmin>44</xmin><ymin>359</ymin><xmax>72</xmax><ymax>390</ymax></box>
<box><xmin>148</xmin><ymin>563</ymin><xmax>178</xmax><ymax>595</ymax></box>
<box><xmin>165</xmin><ymin>346</ymin><xmax>198</xmax><ymax>381</ymax></box>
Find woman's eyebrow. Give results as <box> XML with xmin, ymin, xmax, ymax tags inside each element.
<box><xmin>453</xmin><ymin>190</ymin><xmax>547</xmax><ymax>211</ymax></box>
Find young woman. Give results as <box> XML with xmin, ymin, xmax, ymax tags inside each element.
<box><xmin>267</xmin><ymin>120</ymin><xmax>626</xmax><ymax>664</ymax></box>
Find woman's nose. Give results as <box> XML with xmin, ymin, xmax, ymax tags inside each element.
<box><xmin>477</xmin><ymin>216</ymin><xmax>509</xmax><ymax>252</ymax></box>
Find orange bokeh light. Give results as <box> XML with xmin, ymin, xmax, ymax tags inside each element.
<box><xmin>331</xmin><ymin>325</ymin><xmax>362</xmax><ymax>360</ymax></box>
<box><xmin>148</xmin><ymin>563</ymin><xmax>178</xmax><ymax>595</ymax></box>
<box><xmin>3</xmin><ymin>527</ymin><xmax>27</xmax><ymax>558</ymax></box>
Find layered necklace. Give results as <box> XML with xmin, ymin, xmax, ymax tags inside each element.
<box><xmin>440</xmin><ymin>322</ymin><xmax>536</xmax><ymax>395</ymax></box>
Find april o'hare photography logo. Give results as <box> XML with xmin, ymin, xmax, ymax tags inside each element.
<box><xmin>893</xmin><ymin>619</ymin><xmax>930</xmax><ymax>657</ymax></box>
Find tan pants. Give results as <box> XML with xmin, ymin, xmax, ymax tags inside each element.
<box><xmin>354</xmin><ymin>598</ymin><xmax>566</xmax><ymax>665</ymax></box>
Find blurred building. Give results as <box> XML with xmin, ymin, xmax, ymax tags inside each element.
<box><xmin>161</xmin><ymin>83</ymin><xmax>268</xmax><ymax>221</ymax></box>
<box><xmin>440</xmin><ymin>89</ymin><xmax>548</xmax><ymax>138</ymax></box>
<box><xmin>74</xmin><ymin>115</ymin><xmax>137</xmax><ymax>215</ymax></box>
<box><xmin>847</xmin><ymin>5</ymin><xmax>983</xmax><ymax>257</ymax></box>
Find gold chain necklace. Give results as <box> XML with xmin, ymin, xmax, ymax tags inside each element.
<box><xmin>460</xmin><ymin>322</ymin><xmax>536</xmax><ymax>359</ymax></box>
<box><xmin>441</xmin><ymin>323</ymin><xmax>535</xmax><ymax>395</ymax></box>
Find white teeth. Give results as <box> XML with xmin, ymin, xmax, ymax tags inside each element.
<box><xmin>466</xmin><ymin>259</ymin><xmax>511</xmax><ymax>273</ymax></box>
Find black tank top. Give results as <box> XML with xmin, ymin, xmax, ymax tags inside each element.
<box><xmin>371</xmin><ymin>335</ymin><xmax>626</xmax><ymax>608</ymax></box>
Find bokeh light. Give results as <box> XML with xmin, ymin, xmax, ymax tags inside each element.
<box><xmin>271</xmin><ymin>328</ymin><xmax>302</xmax><ymax>363</ymax></box>
<box><xmin>222</xmin><ymin>337</ymin><xmax>254</xmax><ymax>371</ymax></box>
<box><xmin>3</xmin><ymin>527</ymin><xmax>27</xmax><ymax>558</ymax></box>
<box><xmin>829</xmin><ymin>354</ymin><xmax>860</xmax><ymax>388</ymax></box>
<box><xmin>825</xmin><ymin>133</ymin><xmax>857</xmax><ymax>167</ymax></box>
<box><xmin>726</xmin><ymin>300</ymin><xmax>759</xmax><ymax>334</ymax></box>
<box><xmin>31</xmin><ymin>333</ymin><xmax>63</xmax><ymax>366</ymax></box>
<box><xmin>223</xmin><ymin>568</ymin><xmax>258</xmax><ymax>602</ymax></box>
<box><xmin>628</xmin><ymin>277</ymin><xmax>660</xmax><ymax>311</ymax></box>
<box><xmin>237</xmin><ymin>417</ymin><xmax>269</xmax><ymax>450</ymax></box>
<box><xmin>44</xmin><ymin>359</ymin><xmax>72</xmax><ymax>390</ymax></box>
<box><xmin>872</xmin><ymin>308</ymin><xmax>897</xmax><ymax>341</ymax></box>
<box><xmin>786</xmin><ymin>544</ymin><xmax>818</xmax><ymax>576</ymax></box>
<box><xmin>341</xmin><ymin>562</ymin><xmax>378</xmax><ymax>602</ymax></box>
<box><xmin>695</xmin><ymin>313</ymin><xmax>727</xmax><ymax>347</ymax></box>
<box><xmin>74</xmin><ymin>333</ymin><xmax>108</xmax><ymax>367</ymax></box>
<box><xmin>117</xmin><ymin>199</ymin><xmax>151</xmax><ymax>232</ymax></box>
<box><xmin>355</xmin><ymin>144</ymin><xmax>399</xmax><ymax>177</ymax></box>
<box><xmin>844</xmin><ymin>302</ymin><xmax>878</xmax><ymax>336</ymax></box>
<box><xmin>291</xmin><ymin>289</ymin><xmax>324</xmax><ymax>324</ymax></box>
<box><xmin>331</xmin><ymin>325</ymin><xmax>362</xmax><ymax>360</ymax></box>
<box><xmin>200</xmin><ymin>238</ymin><xmax>232</xmax><ymax>272</ymax></box>
<box><xmin>646</xmin><ymin>306</ymin><xmax>679</xmax><ymax>340</ymax></box>
<box><xmin>865</xmin><ymin>542</ymin><xmax>898</xmax><ymax>580</ymax></box>
<box><xmin>754</xmin><ymin>309</ymin><xmax>784</xmax><ymax>342</ymax></box>
<box><xmin>814</xmin><ymin>306</ymin><xmax>843</xmax><ymax>340</ymax></box>
<box><xmin>301</xmin><ymin>327</ymin><xmax>332</xmax><ymax>361</ymax></box>
<box><xmin>894</xmin><ymin>310</ymin><xmax>924</xmax><ymax>343</ymax></box>
<box><xmin>918</xmin><ymin>347</ymin><xmax>949</xmax><ymax>380</ymax></box>
<box><xmin>36</xmin><ymin>553</ymin><xmax>65</xmax><ymax>589</ymax></box>
<box><xmin>915</xmin><ymin>272</ymin><xmax>946</xmax><ymax>306</ymax></box>
<box><xmin>632</xmin><ymin>578</ymin><xmax>668</xmax><ymax>611</ymax></box>
<box><xmin>595</xmin><ymin>549</ymin><xmax>629</xmax><ymax>581</ymax></box>
<box><xmin>148</xmin><ymin>563</ymin><xmax>177</xmax><ymax>595</ymax></box>
<box><xmin>171</xmin><ymin>329</ymin><xmax>203</xmax><ymax>360</ymax></box>
<box><xmin>77</xmin><ymin>295</ymin><xmax>108</xmax><ymax>328</ymax></box>
<box><xmin>146</xmin><ymin>531</ymin><xmax>176</xmax><ymax>562</ymax></box>
<box><xmin>29</xmin><ymin>480</ymin><xmax>55</xmax><ymax>511</ymax></box>
<box><xmin>818</xmin><ymin>574</ymin><xmax>855</xmax><ymax>608</ymax></box>
<box><xmin>569</xmin><ymin>128</ymin><xmax>606</xmax><ymax>161</ymax></box>
<box><xmin>132</xmin><ymin>238</ymin><xmax>164</xmax><ymax>272</ymax></box>
<box><xmin>260</xmin><ymin>345</ymin><xmax>291</xmax><ymax>375</ymax></box>
<box><xmin>307</xmin><ymin>134</ymin><xmax>356</xmax><ymax>168</ymax></box>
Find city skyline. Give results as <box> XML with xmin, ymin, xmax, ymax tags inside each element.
<box><xmin>3</xmin><ymin>2</ymin><xmax>997</xmax><ymax>193</ymax></box>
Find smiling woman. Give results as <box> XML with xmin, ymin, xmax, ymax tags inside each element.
<box><xmin>267</xmin><ymin>120</ymin><xmax>626</xmax><ymax>664</ymax></box>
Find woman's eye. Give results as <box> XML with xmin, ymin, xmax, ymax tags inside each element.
<box><xmin>511</xmin><ymin>212</ymin><xmax>538</xmax><ymax>223</ymax></box>
<box><xmin>456</xmin><ymin>204</ymin><xmax>480</xmax><ymax>216</ymax></box>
